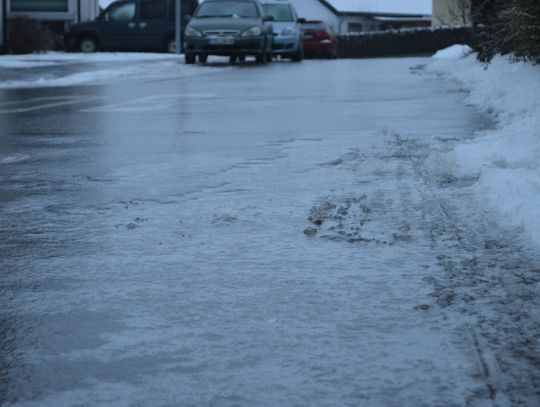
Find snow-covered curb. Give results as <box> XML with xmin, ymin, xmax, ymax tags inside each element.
<box><xmin>0</xmin><ymin>51</ymin><xmax>181</xmax><ymax>69</ymax></box>
<box><xmin>0</xmin><ymin>52</ymin><xmax>229</xmax><ymax>89</ymax></box>
<box><xmin>427</xmin><ymin>45</ymin><xmax>540</xmax><ymax>246</ymax></box>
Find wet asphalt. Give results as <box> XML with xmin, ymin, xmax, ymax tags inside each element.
<box><xmin>1</xmin><ymin>58</ymin><xmax>537</xmax><ymax>406</ymax></box>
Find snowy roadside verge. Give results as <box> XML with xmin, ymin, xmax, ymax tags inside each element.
<box><xmin>427</xmin><ymin>45</ymin><xmax>540</xmax><ymax>246</ymax></box>
<box><xmin>0</xmin><ymin>52</ymin><xmax>229</xmax><ymax>89</ymax></box>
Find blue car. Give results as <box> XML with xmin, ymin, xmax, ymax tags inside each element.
<box><xmin>262</xmin><ymin>0</ymin><xmax>304</xmax><ymax>61</ymax></box>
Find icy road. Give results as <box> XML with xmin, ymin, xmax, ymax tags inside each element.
<box><xmin>0</xmin><ymin>58</ymin><xmax>538</xmax><ymax>406</ymax></box>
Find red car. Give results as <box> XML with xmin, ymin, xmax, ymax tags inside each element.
<box><xmin>301</xmin><ymin>20</ymin><xmax>338</xmax><ymax>59</ymax></box>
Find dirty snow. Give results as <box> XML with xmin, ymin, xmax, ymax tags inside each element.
<box><xmin>427</xmin><ymin>46</ymin><xmax>540</xmax><ymax>246</ymax></box>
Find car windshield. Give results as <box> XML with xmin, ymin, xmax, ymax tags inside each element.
<box><xmin>262</xmin><ymin>4</ymin><xmax>293</xmax><ymax>22</ymax></box>
<box><xmin>302</xmin><ymin>22</ymin><xmax>327</xmax><ymax>30</ymax></box>
<box><xmin>196</xmin><ymin>1</ymin><xmax>259</xmax><ymax>18</ymax></box>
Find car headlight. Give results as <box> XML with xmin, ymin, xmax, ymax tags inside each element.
<box><xmin>241</xmin><ymin>26</ymin><xmax>262</xmax><ymax>37</ymax></box>
<box><xmin>185</xmin><ymin>26</ymin><xmax>202</xmax><ymax>37</ymax></box>
<box><xmin>320</xmin><ymin>39</ymin><xmax>332</xmax><ymax>44</ymax></box>
<box><xmin>281</xmin><ymin>27</ymin><xmax>295</xmax><ymax>36</ymax></box>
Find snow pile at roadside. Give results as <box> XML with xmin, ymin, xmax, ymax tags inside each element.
<box><xmin>432</xmin><ymin>44</ymin><xmax>473</xmax><ymax>60</ymax></box>
<box><xmin>0</xmin><ymin>52</ymin><xmax>229</xmax><ymax>88</ymax></box>
<box><xmin>427</xmin><ymin>46</ymin><xmax>540</xmax><ymax>245</ymax></box>
<box><xmin>0</xmin><ymin>51</ymin><xmax>180</xmax><ymax>69</ymax></box>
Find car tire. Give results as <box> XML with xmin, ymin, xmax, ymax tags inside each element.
<box><xmin>79</xmin><ymin>37</ymin><xmax>98</xmax><ymax>53</ymax></box>
<box><xmin>255</xmin><ymin>53</ymin><xmax>266</xmax><ymax>64</ymax></box>
<box><xmin>185</xmin><ymin>53</ymin><xmax>196</xmax><ymax>64</ymax></box>
<box><xmin>265</xmin><ymin>51</ymin><xmax>273</xmax><ymax>63</ymax></box>
<box><xmin>199</xmin><ymin>54</ymin><xmax>208</xmax><ymax>64</ymax></box>
<box><xmin>229</xmin><ymin>56</ymin><xmax>237</xmax><ymax>64</ymax></box>
<box><xmin>165</xmin><ymin>38</ymin><xmax>177</xmax><ymax>54</ymax></box>
<box><xmin>291</xmin><ymin>45</ymin><xmax>303</xmax><ymax>62</ymax></box>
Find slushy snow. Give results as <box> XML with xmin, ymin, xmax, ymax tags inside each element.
<box><xmin>427</xmin><ymin>46</ymin><xmax>540</xmax><ymax>246</ymax></box>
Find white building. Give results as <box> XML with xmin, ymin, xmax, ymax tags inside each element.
<box><xmin>432</xmin><ymin>0</ymin><xmax>472</xmax><ymax>26</ymax></box>
<box><xmin>290</xmin><ymin>0</ymin><xmax>432</xmax><ymax>33</ymax></box>
<box><xmin>6</xmin><ymin>0</ymin><xmax>100</xmax><ymax>32</ymax></box>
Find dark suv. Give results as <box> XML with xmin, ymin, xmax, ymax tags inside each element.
<box><xmin>65</xmin><ymin>0</ymin><xmax>197</xmax><ymax>53</ymax></box>
<box><xmin>183</xmin><ymin>0</ymin><xmax>274</xmax><ymax>64</ymax></box>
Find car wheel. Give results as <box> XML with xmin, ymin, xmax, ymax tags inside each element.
<box><xmin>291</xmin><ymin>45</ymin><xmax>303</xmax><ymax>62</ymax></box>
<box><xmin>79</xmin><ymin>37</ymin><xmax>98</xmax><ymax>53</ymax></box>
<box><xmin>265</xmin><ymin>51</ymin><xmax>273</xmax><ymax>63</ymax></box>
<box><xmin>255</xmin><ymin>53</ymin><xmax>266</xmax><ymax>64</ymax></box>
<box><xmin>199</xmin><ymin>54</ymin><xmax>208</xmax><ymax>64</ymax></box>
<box><xmin>165</xmin><ymin>38</ymin><xmax>177</xmax><ymax>54</ymax></box>
<box><xmin>185</xmin><ymin>53</ymin><xmax>196</xmax><ymax>64</ymax></box>
<box><xmin>229</xmin><ymin>56</ymin><xmax>237</xmax><ymax>64</ymax></box>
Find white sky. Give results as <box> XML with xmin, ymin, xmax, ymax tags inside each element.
<box><xmin>101</xmin><ymin>0</ymin><xmax>432</xmax><ymax>14</ymax></box>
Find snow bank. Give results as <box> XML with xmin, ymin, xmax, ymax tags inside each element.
<box><xmin>0</xmin><ymin>52</ymin><xmax>229</xmax><ymax>88</ymax></box>
<box><xmin>427</xmin><ymin>46</ymin><xmax>540</xmax><ymax>246</ymax></box>
<box><xmin>0</xmin><ymin>51</ymin><xmax>180</xmax><ymax>69</ymax></box>
<box><xmin>432</xmin><ymin>44</ymin><xmax>472</xmax><ymax>60</ymax></box>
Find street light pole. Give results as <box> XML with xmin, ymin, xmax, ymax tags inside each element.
<box><xmin>175</xmin><ymin>0</ymin><xmax>182</xmax><ymax>55</ymax></box>
<box><xmin>1</xmin><ymin>0</ymin><xmax>6</xmax><ymax>53</ymax></box>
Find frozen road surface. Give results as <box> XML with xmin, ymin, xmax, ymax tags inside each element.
<box><xmin>0</xmin><ymin>58</ymin><xmax>538</xmax><ymax>406</ymax></box>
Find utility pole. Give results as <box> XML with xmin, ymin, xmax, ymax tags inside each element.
<box><xmin>0</xmin><ymin>0</ymin><xmax>6</xmax><ymax>53</ymax></box>
<box><xmin>175</xmin><ymin>0</ymin><xmax>182</xmax><ymax>55</ymax></box>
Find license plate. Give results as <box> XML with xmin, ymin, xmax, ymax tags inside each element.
<box><xmin>208</xmin><ymin>36</ymin><xmax>234</xmax><ymax>45</ymax></box>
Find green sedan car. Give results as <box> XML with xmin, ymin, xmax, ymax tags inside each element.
<box><xmin>183</xmin><ymin>0</ymin><xmax>274</xmax><ymax>64</ymax></box>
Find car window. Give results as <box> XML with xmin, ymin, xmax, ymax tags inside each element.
<box><xmin>141</xmin><ymin>1</ymin><xmax>167</xmax><ymax>20</ymax></box>
<box><xmin>262</xmin><ymin>4</ymin><xmax>293</xmax><ymax>22</ymax></box>
<box><xmin>105</xmin><ymin>2</ymin><xmax>136</xmax><ymax>22</ymax></box>
<box><xmin>196</xmin><ymin>1</ymin><xmax>259</xmax><ymax>18</ymax></box>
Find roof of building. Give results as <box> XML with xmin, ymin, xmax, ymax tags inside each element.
<box><xmin>320</xmin><ymin>0</ymin><xmax>432</xmax><ymax>17</ymax></box>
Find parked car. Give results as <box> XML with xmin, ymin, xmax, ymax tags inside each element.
<box><xmin>301</xmin><ymin>20</ymin><xmax>338</xmax><ymax>59</ymax></box>
<box><xmin>183</xmin><ymin>0</ymin><xmax>274</xmax><ymax>64</ymax></box>
<box><xmin>65</xmin><ymin>0</ymin><xmax>197</xmax><ymax>53</ymax></box>
<box><xmin>261</xmin><ymin>0</ymin><xmax>304</xmax><ymax>62</ymax></box>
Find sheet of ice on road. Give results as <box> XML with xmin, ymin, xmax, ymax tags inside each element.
<box><xmin>0</xmin><ymin>57</ymin><xmax>538</xmax><ymax>406</ymax></box>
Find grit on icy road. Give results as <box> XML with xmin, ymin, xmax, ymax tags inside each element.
<box><xmin>0</xmin><ymin>57</ymin><xmax>538</xmax><ymax>406</ymax></box>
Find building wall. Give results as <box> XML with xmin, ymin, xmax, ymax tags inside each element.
<box><xmin>7</xmin><ymin>0</ymin><xmax>99</xmax><ymax>23</ymax></box>
<box><xmin>432</xmin><ymin>0</ymin><xmax>471</xmax><ymax>26</ymax></box>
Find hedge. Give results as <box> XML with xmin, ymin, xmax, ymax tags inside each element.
<box><xmin>337</xmin><ymin>26</ymin><xmax>477</xmax><ymax>59</ymax></box>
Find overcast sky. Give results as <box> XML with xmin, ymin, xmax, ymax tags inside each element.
<box><xmin>100</xmin><ymin>0</ymin><xmax>432</xmax><ymax>14</ymax></box>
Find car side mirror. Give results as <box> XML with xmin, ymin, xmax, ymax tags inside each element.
<box><xmin>183</xmin><ymin>14</ymin><xmax>192</xmax><ymax>23</ymax></box>
<box><xmin>263</xmin><ymin>15</ymin><xmax>274</xmax><ymax>22</ymax></box>
<box><xmin>297</xmin><ymin>18</ymin><xmax>306</xmax><ymax>24</ymax></box>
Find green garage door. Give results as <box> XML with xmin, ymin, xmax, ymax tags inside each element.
<box><xmin>11</xmin><ymin>0</ymin><xmax>68</xmax><ymax>12</ymax></box>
